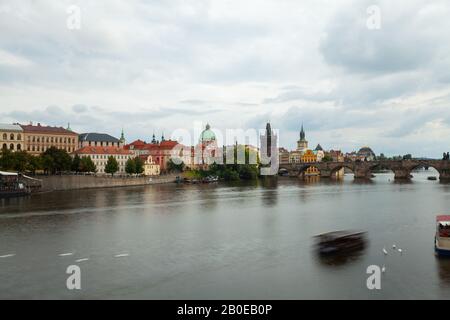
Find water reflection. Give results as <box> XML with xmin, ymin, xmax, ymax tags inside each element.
<box><xmin>260</xmin><ymin>177</ymin><xmax>278</xmax><ymax>207</ymax></box>
<box><xmin>436</xmin><ymin>257</ymin><xmax>450</xmax><ymax>287</ymax></box>
<box><xmin>314</xmin><ymin>248</ymin><xmax>366</xmax><ymax>267</ymax></box>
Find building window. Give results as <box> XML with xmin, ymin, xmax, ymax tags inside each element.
<box><xmin>2</xmin><ymin>143</ymin><xmax>6</xmax><ymax>150</ymax></box>
<box><xmin>17</xmin><ymin>134</ymin><xmax>21</xmax><ymax>140</ymax></box>
<box><xmin>10</xmin><ymin>143</ymin><xmax>14</xmax><ymax>150</ymax></box>
<box><xmin>46</xmin><ymin>137</ymin><xmax>49</xmax><ymax>143</ymax></box>
<box><xmin>17</xmin><ymin>144</ymin><xmax>21</xmax><ymax>150</ymax></box>
<box><xmin>2</xmin><ymin>133</ymin><xmax>6</xmax><ymax>140</ymax></box>
<box><xmin>32</xmin><ymin>136</ymin><xmax>35</xmax><ymax>142</ymax></box>
<box><xmin>37</xmin><ymin>137</ymin><xmax>40</xmax><ymax>143</ymax></box>
<box><xmin>10</xmin><ymin>133</ymin><xmax>14</xmax><ymax>140</ymax></box>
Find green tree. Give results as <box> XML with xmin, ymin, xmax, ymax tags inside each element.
<box><xmin>80</xmin><ymin>156</ymin><xmax>96</xmax><ymax>173</ymax></box>
<box><xmin>105</xmin><ymin>156</ymin><xmax>119</xmax><ymax>176</ymax></box>
<box><xmin>41</xmin><ymin>154</ymin><xmax>55</xmax><ymax>174</ymax></box>
<box><xmin>125</xmin><ymin>158</ymin><xmax>136</xmax><ymax>175</ymax></box>
<box><xmin>322</xmin><ymin>154</ymin><xmax>333</xmax><ymax>162</ymax></box>
<box><xmin>0</xmin><ymin>149</ymin><xmax>15</xmax><ymax>171</ymax></box>
<box><xmin>27</xmin><ymin>155</ymin><xmax>43</xmax><ymax>174</ymax></box>
<box><xmin>167</xmin><ymin>158</ymin><xmax>184</xmax><ymax>173</ymax></box>
<box><xmin>238</xmin><ymin>164</ymin><xmax>258</xmax><ymax>180</ymax></box>
<box><xmin>134</xmin><ymin>157</ymin><xmax>144</xmax><ymax>175</ymax></box>
<box><xmin>403</xmin><ymin>154</ymin><xmax>412</xmax><ymax>160</ymax></box>
<box><xmin>42</xmin><ymin>147</ymin><xmax>72</xmax><ymax>174</ymax></box>
<box><xmin>71</xmin><ymin>154</ymin><xmax>81</xmax><ymax>172</ymax></box>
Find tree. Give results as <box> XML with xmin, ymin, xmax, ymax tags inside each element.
<box><xmin>105</xmin><ymin>156</ymin><xmax>119</xmax><ymax>176</ymax></box>
<box><xmin>322</xmin><ymin>154</ymin><xmax>333</xmax><ymax>162</ymax></box>
<box><xmin>41</xmin><ymin>154</ymin><xmax>55</xmax><ymax>174</ymax></box>
<box><xmin>134</xmin><ymin>157</ymin><xmax>144</xmax><ymax>175</ymax></box>
<box><xmin>0</xmin><ymin>149</ymin><xmax>15</xmax><ymax>171</ymax></box>
<box><xmin>71</xmin><ymin>154</ymin><xmax>81</xmax><ymax>172</ymax></box>
<box><xmin>27</xmin><ymin>155</ymin><xmax>43</xmax><ymax>174</ymax></box>
<box><xmin>403</xmin><ymin>154</ymin><xmax>412</xmax><ymax>160</ymax></box>
<box><xmin>80</xmin><ymin>156</ymin><xmax>96</xmax><ymax>173</ymax></box>
<box><xmin>238</xmin><ymin>164</ymin><xmax>258</xmax><ymax>180</ymax></box>
<box><xmin>167</xmin><ymin>158</ymin><xmax>184</xmax><ymax>173</ymax></box>
<box><xmin>125</xmin><ymin>158</ymin><xmax>136</xmax><ymax>175</ymax></box>
<box><xmin>42</xmin><ymin>147</ymin><xmax>72</xmax><ymax>174</ymax></box>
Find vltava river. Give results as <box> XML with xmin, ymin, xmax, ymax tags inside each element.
<box><xmin>1</xmin><ymin>170</ymin><xmax>450</xmax><ymax>299</ymax></box>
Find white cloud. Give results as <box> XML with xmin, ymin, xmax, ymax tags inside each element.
<box><xmin>0</xmin><ymin>0</ymin><xmax>449</xmax><ymax>157</ymax></box>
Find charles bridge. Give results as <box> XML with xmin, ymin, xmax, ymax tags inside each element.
<box><xmin>278</xmin><ymin>159</ymin><xmax>450</xmax><ymax>180</ymax></box>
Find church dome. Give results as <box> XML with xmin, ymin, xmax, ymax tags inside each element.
<box><xmin>357</xmin><ymin>146</ymin><xmax>375</xmax><ymax>157</ymax></box>
<box><xmin>199</xmin><ymin>124</ymin><xmax>216</xmax><ymax>143</ymax></box>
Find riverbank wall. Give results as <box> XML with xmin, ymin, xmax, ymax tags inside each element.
<box><xmin>39</xmin><ymin>174</ymin><xmax>178</xmax><ymax>192</ymax></box>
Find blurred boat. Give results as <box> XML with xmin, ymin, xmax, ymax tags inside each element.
<box><xmin>314</xmin><ymin>230</ymin><xmax>367</xmax><ymax>255</ymax></box>
<box><xmin>435</xmin><ymin>215</ymin><xmax>450</xmax><ymax>257</ymax></box>
<box><xmin>428</xmin><ymin>176</ymin><xmax>437</xmax><ymax>181</ymax></box>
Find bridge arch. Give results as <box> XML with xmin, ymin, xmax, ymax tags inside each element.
<box><xmin>329</xmin><ymin>163</ymin><xmax>354</xmax><ymax>178</ymax></box>
<box><xmin>409</xmin><ymin>162</ymin><xmax>441</xmax><ymax>179</ymax></box>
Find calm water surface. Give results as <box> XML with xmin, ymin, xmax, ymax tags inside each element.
<box><xmin>1</xmin><ymin>171</ymin><xmax>450</xmax><ymax>299</ymax></box>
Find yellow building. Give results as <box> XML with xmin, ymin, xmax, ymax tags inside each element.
<box><xmin>21</xmin><ymin>123</ymin><xmax>78</xmax><ymax>155</ymax></box>
<box><xmin>140</xmin><ymin>155</ymin><xmax>160</xmax><ymax>176</ymax></box>
<box><xmin>0</xmin><ymin>124</ymin><xmax>24</xmax><ymax>152</ymax></box>
<box><xmin>301</xmin><ymin>149</ymin><xmax>320</xmax><ymax>176</ymax></box>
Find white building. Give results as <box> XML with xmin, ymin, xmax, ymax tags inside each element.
<box><xmin>73</xmin><ymin>146</ymin><xmax>133</xmax><ymax>174</ymax></box>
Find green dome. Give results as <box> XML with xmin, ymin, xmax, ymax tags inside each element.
<box><xmin>199</xmin><ymin>124</ymin><xmax>216</xmax><ymax>143</ymax></box>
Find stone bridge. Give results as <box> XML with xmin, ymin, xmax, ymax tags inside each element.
<box><xmin>278</xmin><ymin>160</ymin><xmax>450</xmax><ymax>180</ymax></box>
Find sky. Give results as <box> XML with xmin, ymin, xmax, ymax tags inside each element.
<box><xmin>1</xmin><ymin>0</ymin><xmax>450</xmax><ymax>157</ymax></box>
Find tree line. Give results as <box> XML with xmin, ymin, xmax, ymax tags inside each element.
<box><xmin>181</xmin><ymin>145</ymin><xmax>260</xmax><ymax>181</ymax></box>
<box><xmin>0</xmin><ymin>147</ymin><xmax>146</xmax><ymax>176</ymax></box>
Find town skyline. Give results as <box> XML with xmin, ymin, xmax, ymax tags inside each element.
<box><xmin>0</xmin><ymin>119</ymin><xmax>436</xmax><ymax>160</ymax></box>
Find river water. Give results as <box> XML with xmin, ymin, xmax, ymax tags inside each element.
<box><xmin>1</xmin><ymin>170</ymin><xmax>450</xmax><ymax>299</ymax></box>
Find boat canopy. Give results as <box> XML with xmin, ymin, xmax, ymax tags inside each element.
<box><xmin>437</xmin><ymin>215</ymin><xmax>450</xmax><ymax>222</ymax></box>
<box><xmin>0</xmin><ymin>171</ymin><xmax>18</xmax><ymax>176</ymax></box>
<box><xmin>315</xmin><ymin>230</ymin><xmax>366</xmax><ymax>241</ymax></box>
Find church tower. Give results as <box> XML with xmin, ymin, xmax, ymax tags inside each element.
<box><xmin>297</xmin><ymin>124</ymin><xmax>308</xmax><ymax>152</ymax></box>
<box><xmin>260</xmin><ymin>122</ymin><xmax>277</xmax><ymax>163</ymax></box>
<box><xmin>119</xmin><ymin>128</ymin><xmax>126</xmax><ymax>147</ymax></box>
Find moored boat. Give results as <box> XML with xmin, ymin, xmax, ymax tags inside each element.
<box><xmin>0</xmin><ymin>171</ymin><xmax>30</xmax><ymax>198</ymax></box>
<box><xmin>435</xmin><ymin>215</ymin><xmax>450</xmax><ymax>257</ymax></box>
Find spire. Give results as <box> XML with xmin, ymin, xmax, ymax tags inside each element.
<box><xmin>161</xmin><ymin>131</ymin><xmax>165</xmax><ymax>142</ymax></box>
<box><xmin>67</xmin><ymin>122</ymin><xmax>71</xmax><ymax>131</ymax></box>
<box><xmin>300</xmin><ymin>123</ymin><xmax>305</xmax><ymax>141</ymax></box>
<box><xmin>151</xmin><ymin>132</ymin><xmax>157</xmax><ymax>144</ymax></box>
<box><xmin>266</xmin><ymin>122</ymin><xmax>272</xmax><ymax>136</ymax></box>
<box><xmin>119</xmin><ymin>128</ymin><xmax>125</xmax><ymax>144</ymax></box>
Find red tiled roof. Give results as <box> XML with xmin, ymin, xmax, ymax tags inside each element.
<box><xmin>73</xmin><ymin>146</ymin><xmax>133</xmax><ymax>155</ymax></box>
<box><xmin>124</xmin><ymin>139</ymin><xmax>147</xmax><ymax>150</ymax></box>
<box><xmin>20</xmin><ymin>124</ymin><xmax>77</xmax><ymax>135</ymax></box>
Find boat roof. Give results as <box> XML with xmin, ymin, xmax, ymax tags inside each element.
<box><xmin>0</xmin><ymin>171</ymin><xmax>18</xmax><ymax>176</ymax></box>
<box><xmin>437</xmin><ymin>215</ymin><xmax>450</xmax><ymax>222</ymax></box>
<box><xmin>315</xmin><ymin>230</ymin><xmax>366</xmax><ymax>240</ymax></box>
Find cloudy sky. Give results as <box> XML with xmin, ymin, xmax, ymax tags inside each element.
<box><xmin>1</xmin><ymin>0</ymin><xmax>450</xmax><ymax>157</ymax></box>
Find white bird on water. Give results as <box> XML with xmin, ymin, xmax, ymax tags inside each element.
<box><xmin>382</xmin><ymin>265</ymin><xmax>386</xmax><ymax>273</ymax></box>
<box><xmin>393</xmin><ymin>244</ymin><xmax>397</xmax><ymax>250</ymax></box>
<box><xmin>398</xmin><ymin>248</ymin><xmax>403</xmax><ymax>255</ymax></box>
<box><xmin>383</xmin><ymin>247</ymin><xmax>388</xmax><ymax>255</ymax></box>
